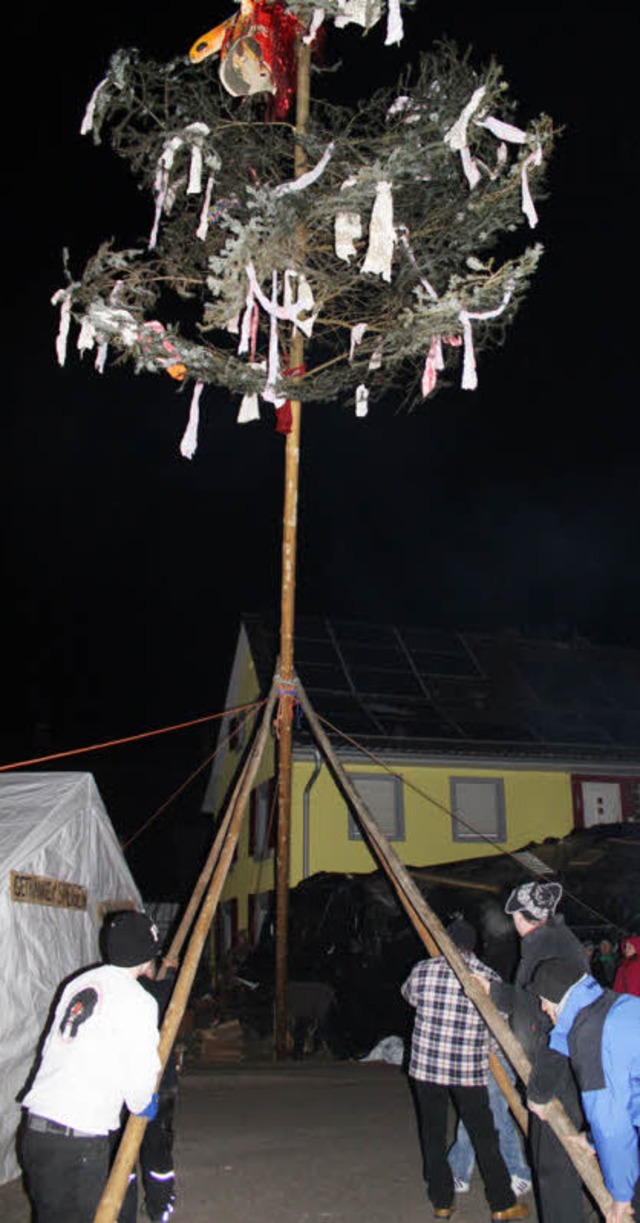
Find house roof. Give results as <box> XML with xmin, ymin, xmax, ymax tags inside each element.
<box><xmin>241</xmin><ymin>614</ymin><xmax>640</xmax><ymax>766</ymax></box>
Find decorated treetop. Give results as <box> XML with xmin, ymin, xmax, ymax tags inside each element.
<box><xmin>53</xmin><ymin>0</ymin><xmax>554</xmax><ymax>456</ymax></box>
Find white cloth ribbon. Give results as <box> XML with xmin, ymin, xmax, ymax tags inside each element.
<box><xmin>283</xmin><ymin>270</ymin><xmax>317</xmax><ymax>337</ymax></box>
<box><xmin>355</xmin><ymin>384</ymin><xmax>369</xmax><ymax>416</ymax></box>
<box><xmin>95</xmin><ymin>341</ymin><xmax>109</xmax><ymax>373</ymax></box>
<box><xmin>475</xmin><ymin>115</ymin><xmax>528</xmax><ymax>144</ymax></box>
<box><xmin>180</xmin><ymin>380</ymin><xmax>204</xmax><ymax>459</ymax></box>
<box><xmin>361</xmin><ymin>181</ymin><xmax>395</xmax><ymax>282</ymax></box>
<box><xmin>77</xmin><ymin>317</ymin><xmax>96</xmax><ymax>355</ymax></box>
<box><xmin>149</xmin><ymin>136</ymin><xmax>183</xmax><ymax>250</ymax></box>
<box><xmin>459</xmin><ymin>284</ymin><xmax>514</xmax><ymax>390</ymax></box>
<box><xmin>421</xmin><ymin>335</ymin><xmax>444</xmax><ymax>397</ymax></box>
<box><xmin>274</xmin><ymin>142</ymin><xmax>334</xmax><ymax>197</ymax></box>
<box><xmin>185</xmin><ymin>123</ymin><xmax>210</xmax><ymax>195</ymax></box>
<box><xmin>303</xmin><ymin>7</ymin><xmax>325</xmax><ymax>43</ymax></box>
<box><xmin>237</xmin><ymin>393</ymin><xmax>261</xmax><ymax>423</ymax></box>
<box><xmin>349</xmin><ymin>323</ymin><xmax>367</xmax><ymax>360</ymax></box>
<box><xmin>51</xmin><ymin>288</ymin><xmax>73</xmax><ymax>367</ymax></box>
<box><xmin>521</xmin><ymin>144</ymin><xmax>543</xmax><ymax>228</ymax></box>
<box><xmin>335</xmin><ymin>211</ymin><xmax>362</xmax><ymax>262</ymax></box>
<box><xmin>80</xmin><ymin>77</ymin><xmax>109</xmax><ymax>136</ymax></box>
<box><xmin>196</xmin><ymin>173</ymin><xmax>216</xmax><ymax>241</ymax></box>
<box><xmin>385</xmin><ymin>0</ymin><xmax>404</xmax><ymax>45</ymax></box>
<box><xmin>334</xmin><ymin>0</ymin><xmax>382</xmax><ymax>31</ymax></box>
<box><xmin>397</xmin><ymin>229</ymin><xmax>439</xmax><ymax>300</ymax></box>
<box><xmin>444</xmin><ymin>86</ymin><xmax>487</xmax><ymax>189</ymax></box>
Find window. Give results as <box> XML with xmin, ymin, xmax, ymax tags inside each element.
<box><xmin>249</xmin><ymin>779</ymin><xmax>277</xmax><ymax>859</ymax></box>
<box><xmin>450</xmin><ymin>777</ymin><xmax>506</xmax><ymax>842</ymax></box>
<box><xmin>248</xmin><ymin>890</ymin><xmax>274</xmax><ymax>944</ymax></box>
<box><xmin>347</xmin><ymin>772</ymin><xmax>405</xmax><ymax>841</ymax></box>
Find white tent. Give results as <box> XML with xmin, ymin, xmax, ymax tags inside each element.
<box><xmin>0</xmin><ymin>772</ymin><xmax>142</xmax><ymax>1184</ymax></box>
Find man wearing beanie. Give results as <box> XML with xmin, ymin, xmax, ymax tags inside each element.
<box><xmin>19</xmin><ymin>909</ymin><xmax>162</xmax><ymax>1223</ymax></box>
<box><xmin>474</xmin><ymin>880</ymin><xmax>590</xmax><ymax>1223</ymax></box>
<box><xmin>402</xmin><ymin>916</ymin><xmax>528</xmax><ymax>1220</ymax></box>
<box><xmin>528</xmin><ymin>957</ymin><xmax>640</xmax><ymax>1223</ymax></box>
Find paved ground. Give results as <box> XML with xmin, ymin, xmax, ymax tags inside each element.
<box><xmin>1</xmin><ymin>1060</ymin><xmax>540</xmax><ymax>1223</ymax></box>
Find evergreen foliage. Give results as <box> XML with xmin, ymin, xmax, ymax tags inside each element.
<box><xmin>57</xmin><ymin>24</ymin><xmax>555</xmax><ymax>415</ymax></box>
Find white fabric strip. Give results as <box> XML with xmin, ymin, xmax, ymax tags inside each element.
<box><xmin>475</xmin><ymin>115</ymin><xmax>528</xmax><ymax>143</ymax></box>
<box><xmin>355</xmin><ymin>384</ymin><xmax>369</xmax><ymax>416</ymax></box>
<box><xmin>385</xmin><ymin>0</ymin><xmax>404</xmax><ymax>45</ymax></box>
<box><xmin>361</xmin><ymin>181</ymin><xmax>395</xmax><ymax>282</ymax></box>
<box><xmin>180</xmin><ymin>380</ymin><xmax>204</xmax><ymax>459</ymax></box>
<box><xmin>421</xmin><ymin>334</ymin><xmax>444</xmax><ymax>397</ymax></box>
<box><xmin>522</xmin><ymin>145</ymin><xmax>543</xmax><ymax>228</ymax></box>
<box><xmin>51</xmin><ymin>289</ymin><xmax>72</xmax><ymax>367</ymax></box>
<box><xmin>196</xmin><ymin>173</ymin><xmax>215</xmax><ymax>241</ymax></box>
<box><xmin>149</xmin><ymin>137</ymin><xmax>183</xmax><ymax>250</ymax></box>
<box><xmin>237</xmin><ymin>393</ymin><xmax>261</xmax><ymax>423</ymax></box>
<box><xmin>303</xmin><ymin>7</ymin><xmax>325</xmax><ymax>43</ymax></box>
<box><xmin>95</xmin><ymin>341</ymin><xmax>109</xmax><ymax>373</ymax></box>
<box><xmin>274</xmin><ymin>142</ymin><xmax>334</xmax><ymax>197</ymax></box>
<box><xmin>459</xmin><ymin>284</ymin><xmax>514</xmax><ymax>390</ymax></box>
<box><xmin>80</xmin><ymin>77</ymin><xmax>109</xmax><ymax>136</ymax></box>
<box><xmin>335</xmin><ymin>211</ymin><xmax>362</xmax><ymax>261</ymax></box>
<box><xmin>349</xmin><ymin>322</ymin><xmax>367</xmax><ymax>360</ymax></box>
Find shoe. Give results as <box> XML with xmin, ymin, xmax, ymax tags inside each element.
<box><xmin>453</xmin><ymin>1177</ymin><xmax>470</xmax><ymax>1194</ymax></box>
<box><xmin>510</xmin><ymin>1175</ymin><xmax>532</xmax><ymax>1197</ymax></box>
<box><xmin>491</xmin><ymin>1205</ymin><xmax>529</xmax><ymax>1221</ymax></box>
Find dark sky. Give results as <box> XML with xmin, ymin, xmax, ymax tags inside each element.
<box><xmin>3</xmin><ymin>2</ymin><xmax>637</xmax><ymax>894</ymax></box>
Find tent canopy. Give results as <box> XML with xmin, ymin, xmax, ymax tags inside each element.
<box><xmin>0</xmin><ymin>772</ymin><xmax>142</xmax><ymax>1183</ymax></box>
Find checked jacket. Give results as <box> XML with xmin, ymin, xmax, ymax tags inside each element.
<box><xmin>402</xmin><ymin>951</ymin><xmax>499</xmax><ymax>1085</ymax></box>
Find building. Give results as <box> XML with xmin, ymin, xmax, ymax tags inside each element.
<box><xmin>203</xmin><ymin>616</ymin><xmax>640</xmax><ymax>959</ymax></box>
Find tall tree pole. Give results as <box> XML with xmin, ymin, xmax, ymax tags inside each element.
<box><xmin>274</xmin><ymin>39</ymin><xmax>311</xmax><ymax>1060</ymax></box>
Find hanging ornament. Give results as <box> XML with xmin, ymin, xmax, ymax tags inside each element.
<box><xmin>189</xmin><ymin>0</ymin><xmax>306</xmax><ymax>120</ymax></box>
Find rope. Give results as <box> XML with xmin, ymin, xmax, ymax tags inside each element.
<box><xmin>313</xmin><ymin>710</ymin><xmax>627</xmax><ymax>937</ymax></box>
<box><xmin>122</xmin><ymin>703</ymin><xmax>264</xmax><ymax>850</ymax></box>
<box><xmin>0</xmin><ymin>699</ymin><xmax>266</xmax><ymax>773</ymax></box>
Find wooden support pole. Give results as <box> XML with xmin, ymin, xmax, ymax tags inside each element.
<box><xmin>93</xmin><ymin>679</ymin><xmax>278</xmax><ymax>1223</ymax></box>
<box><xmin>295</xmin><ymin>678</ymin><xmax>612</xmax><ymax>1216</ymax></box>
<box><xmin>274</xmin><ymin>37</ymin><xmax>311</xmax><ymax>1060</ymax></box>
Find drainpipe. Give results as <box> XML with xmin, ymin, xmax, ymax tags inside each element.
<box><xmin>302</xmin><ymin>747</ymin><xmax>322</xmax><ymax>879</ymax></box>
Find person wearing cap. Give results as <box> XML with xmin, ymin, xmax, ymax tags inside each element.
<box><xmin>473</xmin><ymin>880</ymin><xmax>590</xmax><ymax>1223</ymax></box>
<box><xmin>527</xmin><ymin>956</ymin><xmax>640</xmax><ymax>1223</ymax></box>
<box><xmin>401</xmin><ymin>916</ymin><xmax>528</xmax><ymax>1220</ymax></box>
<box><xmin>19</xmin><ymin>909</ymin><xmax>162</xmax><ymax>1223</ymax></box>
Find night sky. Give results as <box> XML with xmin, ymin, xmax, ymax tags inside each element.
<box><xmin>3</xmin><ymin>2</ymin><xmax>636</xmax><ymax>896</ymax></box>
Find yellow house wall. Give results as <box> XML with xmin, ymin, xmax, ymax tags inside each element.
<box><xmin>288</xmin><ymin>761</ymin><xmax>574</xmax><ymax>883</ymax></box>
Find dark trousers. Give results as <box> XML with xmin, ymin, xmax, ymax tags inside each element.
<box><xmin>529</xmin><ymin>1112</ymin><xmax>590</xmax><ymax>1223</ymax></box>
<box><xmin>410</xmin><ymin>1078</ymin><xmax>516</xmax><ymax>1212</ymax></box>
<box><xmin>21</xmin><ymin>1125</ymin><xmax>110</xmax><ymax>1223</ymax></box>
<box><xmin>119</xmin><ymin>1091</ymin><xmax>176</xmax><ymax>1223</ymax></box>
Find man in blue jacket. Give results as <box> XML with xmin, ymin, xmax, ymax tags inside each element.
<box><xmin>527</xmin><ymin>956</ymin><xmax>640</xmax><ymax>1223</ymax></box>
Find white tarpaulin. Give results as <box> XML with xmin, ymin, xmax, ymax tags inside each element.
<box><xmin>0</xmin><ymin>772</ymin><xmax>142</xmax><ymax>1183</ymax></box>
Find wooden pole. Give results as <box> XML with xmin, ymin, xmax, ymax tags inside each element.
<box><xmin>274</xmin><ymin>38</ymin><xmax>311</xmax><ymax>1060</ymax></box>
<box><xmin>295</xmin><ymin>677</ymin><xmax>612</xmax><ymax>1216</ymax></box>
<box><xmin>93</xmin><ymin>679</ymin><xmax>278</xmax><ymax>1223</ymax></box>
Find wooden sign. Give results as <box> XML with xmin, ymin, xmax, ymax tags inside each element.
<box><xmin>10</xmin><ymin>870</ymin><xmax>87</xmax><ymax>911</ymax></box>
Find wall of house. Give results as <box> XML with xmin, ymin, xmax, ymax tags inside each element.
<box><xmin>215</xmin><ymin>757</ymin><xmax>575</xmax><ymax>951</ymax></box>
<box><xmin>289</xmin><ymin>760</ymin><xmax>574</xmax><ymax>881</ymax></box>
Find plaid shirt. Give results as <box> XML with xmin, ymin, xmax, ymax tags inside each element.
<box><xmin>402</xmin><ymin>951</ymin><xmax>499</xmax><ymax>1086</ymax></box>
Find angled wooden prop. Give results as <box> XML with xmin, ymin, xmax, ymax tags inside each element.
<box><xmin>93</xmin><ymin>678</ymin><xmax>278</xmax><ymax>1223</ymax></box>
<box><xmin>295</xmin><ymin>677</ymin><xmax>612</xmax><ymax>1217</ymax></box>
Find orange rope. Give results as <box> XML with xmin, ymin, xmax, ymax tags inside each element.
<box><xmin>122</xmin><ymin>704</ymin><xmax>262</xmax><ymax>850</ymax></box>
<box><xmin>0</xmin><ymin>700</ymin><xmax>267</xmax><ymax>773</ymax></box>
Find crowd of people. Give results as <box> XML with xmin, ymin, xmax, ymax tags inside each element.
<box><xmin>14</xmin><ymin>890</ymin><xmax>640</xmax><ymax>1222</ymax></box>
<box><xmin>402</xmin><ymin>883</ymin><xmax>640</xmax><ymax>1223</ymax></box>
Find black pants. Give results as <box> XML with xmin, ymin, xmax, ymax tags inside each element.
<box><xmin>118</xmin><ymin>1091</ymin><xmax>177</xmax><ymax>1223</ymax></box>
<box><xmin>528</xmin><ymin>1112</ymin><xmax>590</xmax><ymax>1223</ymax></box>
<box><xmin>409</xmin><ymin>1078</ymin><xmax>516</xmax><ymax>1212</ymax></box>
<box><xmin>21</xmin><ymin>1125</ymin><xmax>110</xmax><ymax>1223</ymax></box>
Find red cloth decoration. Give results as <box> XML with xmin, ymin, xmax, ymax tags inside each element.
<box><xmin>219</xmin><ymin>0</ymin><xmax>304</xmax><ymax>120</ymax></box>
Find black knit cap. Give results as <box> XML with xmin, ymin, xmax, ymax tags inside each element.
<box><xmin>103</xmin><ymin>910</ymin><xmax>160</xmax><ymax>967</ymax></box>
<box><xmin>446</xmin><ymin>917</ymin><xmax>477</xmax><ymax>952</ymax></box>
<box><xmin>529</xmin><ymin>957</ymin><xmax>584</xmax><ymax>1004</ymax></box>
<box><xmin>504</xmin><ymin>881</ymin><xmax>562</xmax><ymax>921</ymax></box>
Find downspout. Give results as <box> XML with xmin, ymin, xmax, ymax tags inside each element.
<box><xmin>302</xmin><ymin>747</ymin><xmax>322</xmax><ymax>879</ymax></box>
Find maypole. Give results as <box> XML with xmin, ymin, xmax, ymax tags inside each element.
<box><xmin>274</xmin><ymin>38</ymin><xmax>311</xmax><ymax>1060</ymax></box>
